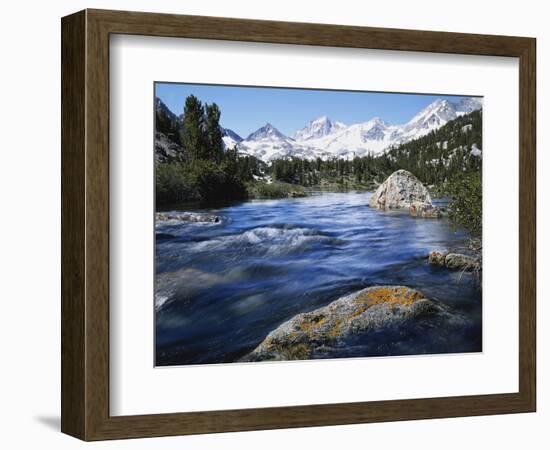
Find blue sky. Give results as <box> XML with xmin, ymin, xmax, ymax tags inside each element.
<box><xmin>155</xmin><ymin>82</ymin><xmax>476</xmax><ymax>138</ymax></box>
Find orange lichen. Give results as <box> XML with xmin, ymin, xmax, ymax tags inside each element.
<box><xmin>328</xmin><ymin>318</ymin><xmax>342</xmax><ymax>338</ymax></box>
<box><xmin>282</xmin><ymin>344</ymin><xmax>310</xmax><ymax>360</ymax></box>
<box><xmin>298</xmin><ymin>314</ymin><xmax>328</xmax><ymax>336</ymax></box>
<box><xmin>355</xmin><ymin>287</ymin><xmax>424</xmax><ymax>308</ymax></box>
<box><xmin>287</xmin><ymin>331</ymin><xmax>299</xmax><ymax>341</ymax></box>
<box><xmin>349</xmin><ymin>306</ymin><xmax>369</xmax><ymax>319</ymax></box>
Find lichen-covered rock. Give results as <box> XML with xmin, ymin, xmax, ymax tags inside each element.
<box><xmin>155</xmin><ymin>212</ymin><xmax>221</xmax><ymax>223</ymax></box>
<box><xmin>242</xmin><ymin>286</ymin><xmax>455</xmax><ymax>362</ymax></box>
<box><xmin>428</xmin><ymin>250</ymin><xmax>447</xmax><ymax>266</ymax></box>
<box><xmin>369</xmin><ymin>170</ymin><xmax>431</xmax><ymax>210</ymax></box>
<box><xmin>409</xmin><ymin>201</ymin><xmax>444</xmax><ymax>218</ymax></box>
<box><xmin>444</xmin><ymin>253</ymin><xmax>477</xmax><ymax>271</ymax></box>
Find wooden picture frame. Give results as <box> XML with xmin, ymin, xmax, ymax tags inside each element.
<box><xmin>61</xmin><ymin>8</ymin><xmax>536</xmax><ymax>441</ymax></box>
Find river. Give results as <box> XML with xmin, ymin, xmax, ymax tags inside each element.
<box><xmin>155</xmin><ymin>191</ymin><xmax>482</xmax><ymax>366</ymax></box>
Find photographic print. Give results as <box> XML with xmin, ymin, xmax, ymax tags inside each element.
<box><xmin>154</xmin><ymin>83</ymin><xmax>482</xmax><ymax>367</ymax></box>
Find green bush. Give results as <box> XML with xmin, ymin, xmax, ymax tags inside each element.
<box><xmin>156</xmin><ymin>160</ymin><xmax>249</xmax><ymax>205</ymax></box>
<box><xmin>446</xmin><ymin>172</ymin><xmax>482</xmax><ymax>237</ymax></box>
<box><xmin>155</xmin><ymin>163</ymin><xmax>197</xmax><ymax>205</ymax></box>
<box><xmin>186</xmin><ymin>159</ymin><xmax>247</xmax><ymax>202</ymax></box>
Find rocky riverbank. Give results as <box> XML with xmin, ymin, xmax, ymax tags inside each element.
<box><xmin>428</xmin><ymin>237</ymin><xmax>482</xmax><ymax>275</ymax></box>
<box><xmin>155</xmin><ymin>212</ymin><xmax>222</xmax><ymax>223</ymax></box>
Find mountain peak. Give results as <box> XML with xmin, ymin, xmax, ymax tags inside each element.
<box><xmin>293</xmin><ymin>116</ymin><xmax>346</xmax><ymax>141</ymax></box>
<box><xmin>246</xmin><ymin>123</ymin><xmax>289</xmax><ymax>141</ymax></box>
<box><xmin>368</xmin><ymin>116</ymin><xmax>387</xmax><ymax>125</ymax></box>
<box><xmin>405</xmin><ymin>99</ymin><xmax>457</xmax><ymax>130</ymax></box>
<box><xmin>155</xmin><ymin>97</ymin><xmax>178</xmax><ymax>122</ymax></box>
<box><xmin>312</xmin><ymin>115</ymin><xmax>329</xmax><ymax>123</ymax></box>
<box><xmin>455</xmin><ymin>97</ymin><xmax>483</xmax><ymax>114</ymax></box>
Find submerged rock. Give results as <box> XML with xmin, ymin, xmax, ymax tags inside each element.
<box><xmin>428</xmin><ymin>250</ymin><xmax>478</xmax><ymax>272</ymax></box>
<box><xmin>444</xmin><ymin>253</ymin><xmax>477</xmax><ymax>271</ymax></box>
<box><xmin>409</xmin><ymin>201</ymin><xmax>445</xmax><ymax>218</ymax></box>
<box><xmin>155</xmin><ymin>267</ymin><xmax>224</xmax><ymax>311</ymax></box>
<box><xmin>242</xmin><ymin>286</ymin><xmax>457</xmax><ymax>362</ymax></box>
<box><xmin>369</xmin><ymin>170</ymin><xmax>431</xmax><ymax>210</ymax></box>
<box><xmin>156</xmin><ymin>212</ymin><xmax>221</xmax><ymax>223</ymax></box>
<box><xmin>428</xmin><ymin>250</ymin><xmax>447</xmax><ymax>266</ymax></box>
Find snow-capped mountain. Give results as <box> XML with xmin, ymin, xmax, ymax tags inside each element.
<box><xmin>292</xmin><ymin>116</ymin><xmax>346</xmax><ymax>141</ymax></box>
<box><xmin>393</xmin><ymin>98</ymin><xmax>482</xmax><ymax>143</ymax></box>
<box><xmin>238</xmin><ymin>123</ymin><xmax>307</xmax><ymax>161</ymax></box>
<box><xmin>221</xmin><ymin>127</ymin><xmax>243</xmax><ymax>149</ymax></box>
<box><xmin>398</xmin><ymin>99</ymin><xmax>459</xmax><ymax>140</ymax></box>
<box><xmin>296</xmin><ymin>117</ymin><xmax>394</xmax><ymax>159</ymax></box>
<box><xmin>246</xmin><ymin>123</ymin><xmax>290</xmax><ymax>141</ymax></box>
<box><xmin>236</xmin><ymin>97</ymin><xmax>482</xmax><ymax>162</ymax></box>
<box><xmin>154</xmin><ymin>95</ymin><xmax>482</xmax><ymax>162</ymax></box>
<box><xmin>237</xmin><ymin>123</ymin><xmax>331</xmax><ymax>161</ymax></box>
<box><xmin>455</xmin><ymin>97</ymin><xmax>483</xmax><ymax>115</ymax></box>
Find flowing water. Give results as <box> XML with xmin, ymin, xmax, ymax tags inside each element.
<box><xmin>155</xmin><ymin>191</ymin><xmax>481</xmax><ymax>366</ymax></box>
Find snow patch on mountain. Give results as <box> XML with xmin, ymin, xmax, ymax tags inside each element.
<box><xmin>221</xmin><ymin>127</ymin><xmax>243</xmax><ymax>149</ymax></box>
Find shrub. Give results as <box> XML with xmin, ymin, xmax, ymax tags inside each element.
<box><xmin>183</xmin><ymin>159</ymin><xmax>247</xmax><ymax>203</ymax></box>
<box><xmin>247</xmin><ymin>181</ymin><xmax>305</xmax><ymax>199</ymax></box>
<box><xmin>446</xmin><ymin>172</ymin><xmax>482</xmax><ymax>237</ymax></box>
<box><xmin>155</xmin><ymin>163</ymin><xmax>197</xmax><ymax>205</ymax></box>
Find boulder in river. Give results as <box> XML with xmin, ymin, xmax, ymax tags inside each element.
<box><xmin>369</xmin><ymin>170</ymin><xmax>432</xmax><ymax>210</ymax></box>
<box><xmin>444</xmin><ymin>253</ymin><xmax>478</xmax><ymax>271</ymax></box>
<box><xmin>242</xmin><ymin>286</ymin><xmax>458</xmax><ymax>362</ymax></box>
<box><xmin>428</xmin><ymin>250</ymin><xmax>447</xmax><ymax>266</ymax></box>
<box><xmin>409</xmin><ymin>201</ymin><xmax>445</xmax><ymax>218</ymax></box>
<box><xmin>428</xmin><ymin>250</ymin><xmax>478</xmax><ymax>272</ymax></box>
<box><xmin>155</xmin><ymin>212</ymin><xmax>221</xmax><ymax>223</ymax></box>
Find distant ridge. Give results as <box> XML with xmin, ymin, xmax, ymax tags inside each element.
<box><xmin>155</xmin><ymin>96</ymin><xmax>482</xmax><ymax>162</ymax></box>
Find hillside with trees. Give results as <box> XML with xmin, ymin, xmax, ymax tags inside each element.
<box><xmin>267</xmin><ymin>109</ymin><xmax>482</xmax><ymax>190</ymax></box>
<box><xmin>155</xmin><ymin>96</ymin><xmax>263</xmax><ymax>205</ymax></box>
<box><xmin>155</xmin><ymin>96</ymin><xmax>482</xmax><ymax>236</ymax></box>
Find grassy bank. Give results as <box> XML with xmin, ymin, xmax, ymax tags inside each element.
<box><xmin>246</xmin><ymin>181</ymin><xmax>306</xmax><ymax>199</ymax></box>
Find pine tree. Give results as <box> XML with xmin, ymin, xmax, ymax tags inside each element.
<box><xmin>181</xmin><ymin>95</ymin><xmax>205</xmax><ymax>161</ymax></box>
<box><xmin>205</xmin><ymin>103</ymin><xmax>224</xmax><ymax>163</ymax></box>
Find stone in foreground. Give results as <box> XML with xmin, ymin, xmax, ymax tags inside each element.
<box><xmin>242</xmin><ymin>286</ymin><xmax>457</xmax><ymax>362</ymax></box>
<box><xmin>369</xmin><ymin>170</ymin><xmax>432</xmax><ymax>210</ymax></box>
